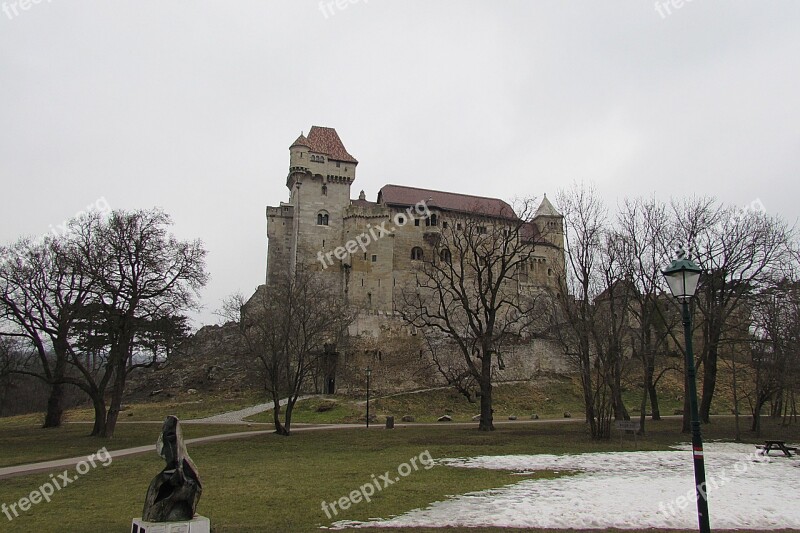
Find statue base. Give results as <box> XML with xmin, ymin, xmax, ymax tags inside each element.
<box><xmin>131</xmin><ymin>516</ymin><xmax>210</xmax><ymax>533</ymax></box>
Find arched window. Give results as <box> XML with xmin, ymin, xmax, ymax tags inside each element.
<box><xmin>321</xmin><ymin>185</ymin><xmax>327</xmax><ymax>196</ymax></box>
<box><xmin>439</xmin><ymin>248</ymin><xmax>451</xmax><ymax>264</ymax></box>
<box><xmin>317</xmin><ymin>211</ymin><xmax>329</xmax><ymax>226</ymax></box>
<box><xmin>411</xmin><ymin>247</ymin><xmax>424</xmax><ymax>261</ymax></box>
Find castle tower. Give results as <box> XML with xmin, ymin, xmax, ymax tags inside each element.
<box><xmin>533</xmin><ymin>194</ymin><xmax>564</xmax><ymax>246</ymax></box>
<box><xmin>266</xmin><ymin>126</ymin><xmax>358</xmax><ymax>288</ymax></box>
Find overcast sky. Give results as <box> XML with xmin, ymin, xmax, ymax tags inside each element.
<box><xmin>1</xmin><ymin>1</ymin><xmax>798</xmax><ymax>328</ymax></box>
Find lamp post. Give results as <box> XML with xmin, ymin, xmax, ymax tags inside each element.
<box><xmin>365</xmin><ymin>367</ymin><xmax>371</xmax><ymax>428</ymax></box>
<box><xmin>662</xmin><ymin>252</ymin><xmax>710</xmax><ymax>533</ymax></box>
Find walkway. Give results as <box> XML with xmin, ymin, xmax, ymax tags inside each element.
<box><xmin>0</xmin><ymin>423</ymin><xmax>359</xmax><ymax>480</ymax></box>
<box><xmin>189</xmin><ymin>394</ymin><xmax>318</xmax><ymax>424</ymax></box>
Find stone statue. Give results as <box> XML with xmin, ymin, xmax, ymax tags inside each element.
<box><xmin>142</xmin><ymin>415</ymin><xmax>202</xmax><ymax>522</ymax></box>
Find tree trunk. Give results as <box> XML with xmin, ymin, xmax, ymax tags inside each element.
<box><xmin>103</xmin><ymin>359</ymin><xmax>128</xmax><ymax>438</ymax></box>
<box><xmin>43</xmin><ymin>351</ymin><xmax>69</xmax><ymax>428</ymax></box>
<box><xmin>283</xmin><ymin>397</ymin><xmax>296</xmax><ymax>436</ymax></box>
<box><xmin>612</xmin><ymin>358</ymin><xmax>628</xmax><ymax>421</ymax></box>
<box><xmin>648</xmin><ymin>380</ymin><xmax>661</xmax><ymax>420</ymax></box>
<box><xmin>751</xmin><ymin>400</ymin><xmax>764</xmax><ymax>436</ymax></box>
<box><xmin>42</xmin><ymin>382</ymin><xmax>65</xmax><ymax>428</ymax></box>
<box><xmin>478</xmin><ymin>355</ymin><xmax>494</xmax><ymax>431</ymax></box>
<box><xmin>90</xmin><ymin>394</ymin><xmax>107</xmax><ymax>437</ymax></box>
<box><xmin>699</xmin><ymin>336</ymin><xmax>719</xmax><ymax>424</ymax></box>
<box><xmin>272</xmin><ymin>397</ymin><xmax>289</xmax><ymax>436</ymax></box>
<box><xmin>580</xmin><ymin>356</ymin><xmax>596</xmax><ymax>434</ymax></box>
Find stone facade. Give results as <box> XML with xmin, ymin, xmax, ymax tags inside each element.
<box><xmin>266</xmin><ymin>126</ymin><xmax>566</xmax><ymax>315</ymax></box>
<box><xmin>264</xmin><ymin>126</ymin><xmax>569</xmax><ymax>391</ymax></box>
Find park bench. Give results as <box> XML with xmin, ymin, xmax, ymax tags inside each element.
<box><xmin>755</xmin><ymin>440</ymin><xmax>798</xmax><ymax>457</ymax></box>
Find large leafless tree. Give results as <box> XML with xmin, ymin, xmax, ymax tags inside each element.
<box><xmin>0</xmin><ymin>236</ymin><xmax>93</xmax><ymax>428</ymax></box>
<box><xmin>550</xmin><ymin>185</ymin><xmax>632</xmax><ymax>438</ymax></box>
<box><xmin>224</xmin><ymin>268</ymin><xmax>353</xmax><ymax>436</ymax></box>
<box><xmin>399</xmin><ymin>199</ymin><xmax>545</xmax><ymax>431</ymax></box>
<box><xmin>671</xmin><ymin>198</ymin><xmax>791</xmax><ymax>423</ymax></box>
<box><xmin>1</xmin><ymin>209</ymin><xmax>207</xmax><ymax>438</ymax></box>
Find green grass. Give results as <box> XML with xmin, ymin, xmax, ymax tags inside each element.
<box><xmin>60</xmin><ymin>390</ymin><xmax>266</xmax><ymax>423</ymax></box>
<box><xmin>1</xmin><ymin>417</ymin><xmax>798</xmax><ymax>532</ymax></box>
<box><xmin>0</xmin><ymin>416</ymin><xmax>261</xmax><ymax>468</ymax></box>
<box><xmin>244</xmin><ymin>375</ymin><xmax>730</xmax><ymax>425</ymax></box>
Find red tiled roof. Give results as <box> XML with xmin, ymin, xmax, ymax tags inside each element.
<box><xmin>377</xmin><ymin>185</ymin><xmax>516</xmax><ymax>218</ymax></box>
<box><xmin>291</xmin><ymin>134</ymin><xmax>311</xmax><ymax>148</ymax></box>
<box><xmin>303</xmin><ymin>126</ymin><xmax>358</xmax><ymax>164</ymax></box>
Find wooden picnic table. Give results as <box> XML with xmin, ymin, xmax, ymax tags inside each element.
<box><xmin>756</xmin><ymin>440</ymin><xmax>798</xmax><ymax>457</ymax></box>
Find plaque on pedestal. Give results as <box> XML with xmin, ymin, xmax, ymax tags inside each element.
<box><xmin>131</xmin><ymin>515</ymin><xmax>210</xmax><ymax>533</ymax></box>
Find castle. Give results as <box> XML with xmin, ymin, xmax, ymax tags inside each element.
<box><xmin>265</xmin><ymin>126</ymin><xmax>565</xmax><ymax>314</ymax></box>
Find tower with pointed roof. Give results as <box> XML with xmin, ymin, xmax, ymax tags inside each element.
<box><xmin>266</xmin><ymin>126</ymin><xmax>566</xmax><ymax>310</ymax></box>
<box><xmin>262</xmin><ymin>126</ymin><xmax>571</xmax><ymax>392</ymax></box>
<box><xmin>266</xmin><ymin>126</ymin><xmax>358</xmax><ymax>288</ymax></box>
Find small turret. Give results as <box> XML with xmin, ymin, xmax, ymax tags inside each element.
<box><xmin>533</xmin><ymin>194</ymin><xmax>564</xmax><ymax>246</ymax></box>
<box><xmin>289</xmin><ymin>132</ymin><xmax>311</xmax><ymax>174</ymax></box>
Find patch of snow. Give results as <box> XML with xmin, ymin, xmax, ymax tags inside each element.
<box><xmin>329</xmin><ymin>443</ymin><xmax>800</xmax><ymax>530</ymax></box>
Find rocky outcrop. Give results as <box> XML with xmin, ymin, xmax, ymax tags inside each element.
<box><xmin>125</xmin><ymin>322</ymin><xmax>259</xmax><ymax>401</ymax></box>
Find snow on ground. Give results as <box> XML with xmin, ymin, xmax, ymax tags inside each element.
<box><xmin>330</xmin><ymin>442</ymin><xmax>800</xmax><ymax>530</ymax></box>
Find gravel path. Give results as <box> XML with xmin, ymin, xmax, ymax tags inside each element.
<box><xmin>190</xmin><ymin>395</ymin><xmax>318</xmax><ymax>424</ymax></box>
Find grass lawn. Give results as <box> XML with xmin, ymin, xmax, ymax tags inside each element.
<box><xmin>60</xmin><ymin>389</ymin><xmax>266</xmax><ymax>423</ymax></box>
<box><xmin>0</xmin><ymin>415</ymin><xmax>261</xmax><ymax>468</ymax></box>
<box><xmin>246</xmin><ymin>376</ymin><xmax>732</xmax><ymax>425</ymax></box>
<box><xmin>1</xmin><ymin>416</ymin><xmax>798</xmax><ymax>532</ymax></box>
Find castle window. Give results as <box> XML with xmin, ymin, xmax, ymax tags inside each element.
<box><xmin>372</xmin><ymin>254</ymin><xmax>377</xmax><ymax>262</ymax></box>
<box><xmin>336</xmin><ymin>161</ymin><xmax>341</xmax><ymax>168</ymax></box>
<box><xmin>439</xmin><ymin>248</ymin><xmax>451</xmax><ymax>264</ymax></box>
<box><xmin>414</xmin><ymin>218</ymin><xmax>420</xmax><ymax>227</ymax></box>
<box><xmin>477</xmin><ymin>226</ymin><xmax>487</xmax><ymax>234</ymax></box>
<box><xmin>397</xmin><ymin>215</ymin><xmax>405</xmax><ymax>225</ymax></box>
<box><xmin>411</xmin><ymin>247</ymin><xmax>424</xmax><ymax>261</ymax></box>
<box><xmin>364</xmin><ymin>253</ymin><xmax>367</xmax><ymax>260</ymax></box>
<box><xmin>548</xmin><ymin>268</ymin><xmax>553</xmax><ymax>276</ymax></box>
<box><xmin>442</xmin><ymin>221</ymin><xmax>448</xmax><ymax>230</ymax></box>
<box><xmin>457</xmin><ymin>223</ymin><xmax>462</xmax><ymax>231</ymax></box>
<box><xmin>429</xmin><ymin>214</ymin><xmax>438</xmax><ymax>226</ymax></box>
<box><xmin>322</xmin><ymin>185</ymin><xmax>327</xmax><ymax>196</ymax></box>
<box><xmin>317</xmin><ymin>212</ymin><xmax>329</xmax><ymax>226</ymax></box>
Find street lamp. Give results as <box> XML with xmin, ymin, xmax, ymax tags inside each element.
<box><xmin>365</xmin><ymin>367</ymin><xmax>372</xmax><ymax>428</ymax></box>
<box><xmin>662</xmin><ymin>252</ymin><xmax>710</xmax><ymax>533</ymax></box>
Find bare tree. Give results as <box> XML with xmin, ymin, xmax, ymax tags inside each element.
<box><xmin>67</xmin><ymin>209</ymin><xmax>208</xmax><ymax>437</ymax></box>
<box><xmin>224</xmin><ymin>268</ymin><xmax>353</xmax><ymax>436</ymax></box>
<box><xmin>671</xmin><ymin>198</ymin><xmax>791</xmax><ymax>423</ymax></box>
<box><xmin>549</xmin><ymin>184</ymin><xmax>633</xmax><ymax>439</ymax></box>
<box><xmin>746</xmin><ymin>280</ymin><xmax>800</xmax><ymax>435</ymax></box>
<box><xmin>617</xmin><ymin>198</ymin><xmax>681</xmax><ymax>434</ymax></box>
<box><xmin>399</xmin><ymin>199</ymin><xmax>546</xmax><ymax>431</ymax></box>
<box><xmin>0</xmin><ymin>236</ymin><xmax>93</xmax><ymax>428</ymax></box>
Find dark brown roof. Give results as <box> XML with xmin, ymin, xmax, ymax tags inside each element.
<box><xmin>302</xmin><ymin>126</ymin><xmax>358</xmax><ymax>164</ymax></box>
<box><xmin>520</xmin><ymin>221</ymin><xmax>541</xmax><ymax>242</ymax></box>
<box><xmin>377</xmin><ymin>185</ymin><xmax>515</xmax><ymax>218</ymax></box>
